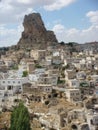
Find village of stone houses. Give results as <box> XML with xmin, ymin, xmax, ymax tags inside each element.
<box><xmin>0</xmin><ymin>13</ymin><xmax>98</xmax><ymax>130</ymax></box>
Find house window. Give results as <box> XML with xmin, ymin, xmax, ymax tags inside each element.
<box><xmin>76</xmin><ymin>93</ymin><xmax>79</xmax><ymax>95</ymax></box>
<box><xmin>8</xmin><ymin>86</ymin><xmax>12</xmax><ymax>90</ymax></box>
<box><xmin>96</xmin><ymin>79</ymin><xmax>98</xmax><ymax>82</ymax></box>
<box><xmin>71</xmin><ymin>93</ymin><xmax>74</xmax><ymax>96</ymax></box>
<box><xmin>9</xmin><ymin>94</ymin><xmax>12</xmax><ymax>96</ymax></box>
<box><xmin>95</xmin><ymin>119</ymin><xmax>98</xmax><ymax>122</ymax></box>
<box><xmin>18</xmin><ymin>81</ymin><xmax>20</xmax><ymax>84</ymax></box>
<box><xmin>0</xmin><ymin>93</ymin><xmax>2</xmax><ymax>96</ymax></box>
<box><xmin>90</xmin><ymin>119</ymin><xmax>94</xmax><ymax>125</ymax></box>
<box><xmin>72</xmin><ymin>82</ymin><xmax>76</xmax><ymax>86</ymax></box>
<box><xmin>8</xmin><ymin>81</ymin><xmax>10</xmax><ymax>84</ymax></box>
<box><xmin>2</xmin><ymin>81</ymin><xmax>5</xmax><ymax>83</ymax></box>
<box><xmin>4</xmin><ymin>93</ymin><xmax>8</xmax><ymax>97</ymax></box>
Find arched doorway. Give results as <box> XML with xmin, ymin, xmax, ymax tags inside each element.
<box><xmin>71</xmin><ymin>124</ymin><xmax>78</xmax><ymax>130</ymax></box>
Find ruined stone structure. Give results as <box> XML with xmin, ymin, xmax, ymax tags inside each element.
<box><xmin>18</xmin><ymin>13</ymin><xmax>58</xmax><ymax>49</ymax></box>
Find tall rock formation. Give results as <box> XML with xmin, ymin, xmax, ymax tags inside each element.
<box><xmin>17</xmin><ymin>13</ymin><xmax>58</xmax><ymax>49</ymax></box>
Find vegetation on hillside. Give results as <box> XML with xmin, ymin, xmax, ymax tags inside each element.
<box><xmin>10</xmin><ymin>102</ymin><xmax>31</xmax><ymax>130</ymax></box>
<box><xmin>22</xmin><ymin>71</ymin><xmax>28</xmax><ymax>77</ymax></box>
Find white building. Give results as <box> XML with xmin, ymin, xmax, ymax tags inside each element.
<box><xmin>87</xmin><ymin>112</ymin><xmax>98</xmax><ymax>130</ymax></box>
<box><xmin>45</xmin><ymin>56</ymin><xmax>52</xmax><ymax>65</ymax></box>
<box><xmin>76</xmin><ymin>71</ymin><xmax>86</xmax><ymax>80</ymax></box>
<box><xmin>68</xmin><ymin>79</ymin><xmax>79</xmax><ymax>88</ymax></box>
<box><xmin>29</xmin><ymin>74</ymin><xmax>39</xmax><ymax>82</ymax></box>
<box><xmin>91</xmin><ymin>75</ymin><xmax>98</xmax><ymax>82</ymax></box>
<box><xmin>0</xmin><ymin>72</ymin><xmax>28</xmax><ymax>101</ymax></box>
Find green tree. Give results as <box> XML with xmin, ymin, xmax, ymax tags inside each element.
<box><xmin>59</xmin><ymin>41</ymin><xmax>65</xmax><ymax>46</ymax></box>
<box><xmin>22</xmin><ymin>71</ymin><xmax>28</xmax><ymax>77</ymax></box>
<box><xmin>57</xmin><ymin>77</ymin><xmax>65</xmax><ymax>84</ymax></box>
<box><xmin>35</xmin><ymin>64</ymin><xmax>43</xmax><ymax>68</ymax></box>
<box><xmin>10</xmin><ymin>102</ymin><xmax>31</xmax><ymax>130</ymax></box>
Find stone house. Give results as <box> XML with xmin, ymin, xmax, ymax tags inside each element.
<box><xmin>84</xmin><ymin>49</ymin><xmax>94</xmax><ymax>56</ymax></box>
<box><xmin>0</xmin><ymin>60</ymin><xmax>5</xmax><ymax>66</ymax></box>
<box><xmin>76</xmin><ymin>71</ymin><xmax>86</xmax><ymax>80</ymax></box>
<box><xmin>79</xmin><ymin>63</ymin><xmax>86</xmax><ymax>70</ymax></box>
<box><xmin>65</xmin><ymin>89</ymin><xmax>81</xmax><ymax>103</ymax></box>
<box><xmin>67</xmin><ymin>109</ymin><xmax>89</xmax><ymax>130</ymax></box>
<box><xmin>79</xmin><ymin>58</ymin><xmax>86</xmax><ymax>69</ymax></box>
<box><xmin>91</xmin><ymin>75</ymin><xmax>98</xmax><ymax>83</ymax></box>
<box><xmin>47</xmin><ymin>68</ymin><xmax>59</xmax><ymax>76</ymax></box>
<box><xmin>39</xmin><ymin>112</ymin><xmax>67</xmax><ymax>130</ymax></box>
<box><xmin>79</xmin><ymin>80</ymin><xmax>95</xmax><ymax>96</ymax></box>
<box><xmin>30</xmin><ymin>49</ymin><xmax>46</xmax><ymax>61</ymax></box>
<box><xmin>38</xmin><ymin>74</ymin><xmax>58</xmax><ymax>86</ymax></box>
<box><xmin>27</xmin><ymin>62</ymin><xmax>35</xmax><ymax>74</ymax></box>
<box><xmin>94</xmin><ymin>88</ymin><xmax>98</xmax><ymax>96</ymax></box>
<box><xmin>30</xmin><ymin>50</ymin><xmax>39</xmax><ymax>60</ymax></box>
<box><xmin>68</xmin><ymin>79</ymin><xmax>79</xmax><ymax>88</ymax></box>
<box><xmin>38</xmin><ymin>84</ymin><xmax>52</xmax><ymax>93</ymax></box>
<box><xmin>4</xmin><ymin>58</ymin><xmax>15</xmax><ymax>67</ymax></box>
<box><xmin>0</xmin><ymin>60</ymin><xmax>7</xmax><ymax>72</ymax></box>
<box><xmin>45</xmin><ymin>56</ymin><xmax>52</xmax><ymax>65</ymax></box>
<box><xmin>52</xmin><ymin>55</ymin><xmax>62</xmax><ymax>65</ymax></box>
<box><xmin>86</xmin><ymin>111</ymin><xmax>98</xmax><ymax>130</ymax></box>
<box><xmin>65</xmin><ymin>69</ymin><xmax>76</xmax><ymax>81</ymax></box>
<box><xmin>80</xmin><ymin>87</ymin><xmax>94</xmax><ymax>96</ymax></box>
<box><xmin>86</xmin><ymin>62</ymin><xmax>94</xmax><ymax>70</ymax></box>
<box><xmin>67</xmin><ymin>108</ymin><xmax>86</xmax><ymax>122</ymax></box>
<box><xmin>64</xmin><ymin>58</ymin><xmax>73</xmax><ymax>66</ymax></box>
<box><xmin>19</xmin><ymin>58</ymin><xmax>28</xmax><ymax>72</ymax></box>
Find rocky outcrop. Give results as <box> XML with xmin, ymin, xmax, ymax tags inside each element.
<box><xmin>18</xmin><ymin>13</ymin><xmax>58</xmax><ymax>49</ymax></box>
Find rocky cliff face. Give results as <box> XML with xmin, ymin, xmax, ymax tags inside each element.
<box><xmin>18</xmin><ymin>13</ymin><xmax>58</xmax><ymax>49</ymax></box>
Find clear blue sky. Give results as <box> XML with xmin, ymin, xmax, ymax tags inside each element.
<box><xmin>0</xmin><ymin>0</ymin><xmax>98</xmax><ymax>47</ymax></box>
